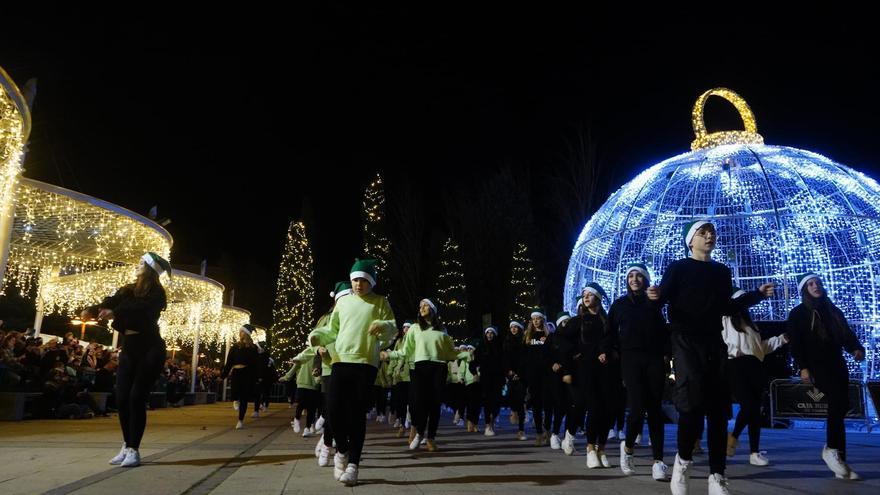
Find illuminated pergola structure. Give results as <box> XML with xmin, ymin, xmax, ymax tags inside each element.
<box><xmin>565</xmin><ymin>88</ymin><xmax>880</xmax><ymax>381</ymax></box>
<box><xmin>8</xmin><ymin>178</ymin><xmax>173</xmax><ymax>333</ymax></box>
<box><xmin>0</xmin><ymin>66</ymin><xmax>31</xmax><ymax>287</ymax></box>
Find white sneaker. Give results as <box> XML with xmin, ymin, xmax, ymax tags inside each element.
<box><xmin>404</xmin><ymin>418</ymin><xmax>412</xmax><ymax>429</ymax></box>
<box><xmin>120</xmin><ymin>448</ymin><xmax>140</xmax><ymax>467</ymax></box>
<box><xmin>671</xmin><ymin>454</ymin><xmax>692</xmax><ymax>495</ymax></box>
<box><xmin>378</xmin><ymin>414</ymin><xmax>387</xmax><ymax>423</ymax></box>
<box><xmin>315</xmin><ymin>436</ymin><xmax>324</xmax><ymax>458</ymax></box>
<box><xmin>484</xmin><ymin>426</ymin><xmax>496</xmax><ymax>437</ymax></box>
<box><xmin>708</xmin><ymin>473</ymin><xmax>730</xmax><ymax>495</ymax></box>
<box><xmin>233</xmin><ymin>400</ymin><xmax>239</xmax><ymax>411</ymax></box>
<box><xmin>393</xmin><ymin>418</ymin><xmax>401</xmax><ymax>428</ymax></box>
<box><xmin>318</xmin><ymin>445</ymin><xmax>331</xmax><ymax>467</ymax></box>
<box><xmin>453</xmin><ymin>412</ymin><xmax>461</xmax><ymax>424</ymax></box>
<box><xmin>600</xmin><ymin>451</ymin><xmax>611</xmax><ymax>468</ymax></box>
<box><xmin>235</xmin><ymin>420</ymin><xmax>244</xmax><ymax>430</ymax></box>
<box><xmin>303</xmin><ymin>426</ymin><xmax>314</xmax><ymax>438</ymax></box>
<box><xmin>586</xmin><ymin>449</ymin><xmax>600</xmax><ymax>468</ymax></box>
<box><xmin>456</xmin><ymin>418</ymin><xmax>464</xmax><ymax>427</ymax></box>
<box><xmin>835</xmin><ymin>468</ymin><xmax>861</xmax><ymax>480</ymax></box>
<box><xmin>517</xmin><ymin>431</ymin><xmax>527</xmax><ymax>441</ymax></box>
<box><xmin>409</xmin><ymin>433</ymin><xmax>423</xmax><ymax>450</ymax></box>
<box><xmin>607</xmin><ymin>428</ymin><xmax>618</xmax><ymax>441</ymax></box>
<box><xmin>333</xmin><ymin>452</ymin><xmax>348</xmax><ymax>481</ymax></box>
<box><xmin>562</xmin><ymin>431</ymin><xmax>576</xmax><ymax>455</ymax></box>
<box><xmin>620</xmin><ymin>441</ymin><xmax>635</xmax><ymax>475</ymax></box>
<box><xmin>550</xmin><ymin>434</ymin><xmax>562</xmax><ymax>450</ymax></box>
<box><xmin>109</xmin><ymin>443</ymin><xmax>127</xmax><ymax>465</ymax></box>
<box><xmin>251</xmin><ymin>410</ymin><xmax>260</xmax><ymax>418</ymax></box>
<box><xmin>822</xmin><ymin>445</ymin><xmax>849</xmax><ymax>477</ymax></box>
<box><xmin>420</xmin><ymin>437</ymin><xmax>427</xmax><ymax>445</ymax></box>
<box><xmin>292</xmin><ymin>418</ymin><xmax>302</xmax><ymax>433</ymax></box>
<box><xmin>652</xmin><ymin>460</ymin><xmax>670</xmax><ymax>481</ymax></box>
<box><xmin>749</xmin><ymin>452</ymin><xmax>770</xmax><ymax>466</ymax></box>
<box><xmin>634</xmin><ymin>433</ymin><xmax>642</xmax><ymax>446</ymax></box>
<box><xmin>315</xmin><ymin>416</ymin><xmax>325</xmax><ymax>431</ymax></box>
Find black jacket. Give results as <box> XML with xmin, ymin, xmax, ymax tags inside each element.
<box><xmin>502</xmin><ymin>332</ymin><xmax>526</xmax><ymax>377</ymax></box>
<box><xmin>90</xmin><ymin>284</ymin><xmax>167</xmax><ymax>338</ymax></box>
<box><xmin>787</xmin><ymin>301</ymin><xmax>864</xmax><ymax>371</ymax></box>
<box><xmin>556</xmin><ymin>311</ymin><xmax>612</xmax><ymax>374</ymax></box>
<box><xmin>471</xmin><ymin>337</ymin><xmax>504</xmax><ymax>379</ymax></box>
<box><xmin>608</xmin><ymin>293</ymin><xmax>669</xmax><ymax>355</ymax></box>
<box><xmin>222</xmin><ymin>345</ymin><xmax>263</xmax><ymax>379</ymax></box>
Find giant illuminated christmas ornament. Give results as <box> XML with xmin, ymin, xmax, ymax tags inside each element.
<box><xmin>564</xmin><ymin>88</ymin><xmax>880</xmax><ymax>380</ymax></box>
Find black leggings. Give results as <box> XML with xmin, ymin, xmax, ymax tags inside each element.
<box><xmin>413</xmin><ymin>361</ymin><xmax>448</xmax><ymax>438</ymax></box>
<box><xmin>672</xmin><ymin>334</ymin><xmax>729</xmax><ymax>475</ymax></box>
<box><xmin>327</xmin><ymin>363</ymin><xmax>378</xmax><ymax>464</ymax></box>
<box><xmin>568</xmin><ymin>361</ymin><xmax>617</xmax><ymax>446</ymax></box>
<box><xmin>295</xmin><ymin>387</ymin><xmax>319</xmax><ymax>427</ymax></box>
<box><xmin>622</xmin><ymin>351</ymin><xmax>666</xmax><ymax>460</ymax></box>
<box><xmin>528</xmin><ymin>370</ymin><xmax>559</xmax><ymax>434</ymax></box>
<box><xmin>321</xmin><ymin>376</ymin><xmax>334</xmax><ymax>447</ymax></box>
<box><xmin>374</xmin><ymin>386</ymin><xmax>389</xmax><ymax>416</ymax></box>
<box><xmin>393</xmin><ymin>381</ymin><xmax>410</xmax><ymax>420</ymax></box>
<box><xmin>447</xmin><ymin>382</ymin><xmax>465</xmax><ymax>418</ymax></box>
<box><xmin>481</xmin><ymin>374</ymin><xmax>504</xmax><ymax>426</ymax></box>
<box><xmin>729</xmin><ymin>356</ymin><xmax>765</xmax><ymax>454</ymax></box>
<box><xmin>464</xmin><ymin>383</ymin><xmax>481</xmax><ymax>424</ymax></box>
<box><xmin>812</xmin><ymin>360</ymin><xmax>850</xmax><ymax>459</ymax></box>
<box><xmin>507</xmin><ymin>379</ymin><xmax>527</xmax><ymax>431</ymax></box>
<box><xmin>231</xmin><ymin>369</ymin><xmax>258</xmax><ymax>421</ymax></box>
<box><xmin>116</xmin><ymin>335</ymin><xmax>166</xmax><ymax>450</ymax></box>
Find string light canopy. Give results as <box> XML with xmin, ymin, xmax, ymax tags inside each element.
<box><xmin>0</xmin><ymin>66</ymin><xmax>30</xmax><ymax>287</ymax></box>
<box><xmin>219</xmin><ymin>305</ymin><xmax>251</xmax><ymax>343</ymax></box>
<box><xmin>565</xmin><ymin>88</ymin><xmax>880</xmax><ymax>381</ymax></box>
<box><xmin>159</xmin><ymin>269</ymin><xmax>224</xmax><ymax>346</ymax></box>
<box><xmin>4</xmin><ymin>178</ymin><xmax>172</xmax><ymax>294</ymax></box>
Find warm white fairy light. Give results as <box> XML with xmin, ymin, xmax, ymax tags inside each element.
<box><xmin>219</xmin><ymin>305</ymin><xmax>251</xmax><ymax>343</ymax></box>
<box><xmin>0</xmin><ymin>66</ymin><xmax>30</xmax><ymax>290</ymax></box>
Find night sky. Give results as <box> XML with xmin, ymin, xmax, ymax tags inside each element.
<box><xmin>2</xmin><ymin>7</ymin><xmax>878</xmax><ymax>330</ymax></box>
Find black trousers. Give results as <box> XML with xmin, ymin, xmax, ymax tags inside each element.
<box><xmin>672</xmin><ymin>333</ymin><xmax>729</xmax><ymax>475</ymax></box>
<box><xmin>392</xmin><ymin>381</ymin><xmax>410</xmax><ymax>420</ymax></box>
<box><xmin>231</xmin><ymin>368</ymin><xmax>258</xmax><ymax>421</ymax></box>
<box><xmin>116</xmin><ymin>334</ymin><xmax>166</xmax><ymax>450</ymax></box>
<box><xmin>622</xmin><ymin>351</ymin><xmax>667</xmax><ymax>460</ymax></box>
<box><xmin>464</xmin><ymin>383</ymin><xmax>482</xmax><ymax>424</ymax></box>
<box><xmin>528</xmin><ymin>369</ymin><xmax>560</xmax><ymax>434</ymax></box>
<box><xmin>729</xmin><ymin>355</ymin><xmax>765</xmax><ymax>454</ymax></box>
<box><xmin>567</xmin><ymin>359</ymin><xmax>619</xmax><ymax>446</ymax></box>
<box><xmin>374</xmin><ymin>385</ymin><xmax>389</xmax><ymax>415</ymax></box>
<box><xmin>447</xmin><ymin>382</ymin><xmax>465</xmax><ymax>418</ymax></box>
<box><xmin>812</xmin><ymin>359</ymin><xmax>850</xmax><ymax>458</ymax></box>
<box><xmin>413</xmin><ymin>361</ymin><xmax>448</xmax><ymax>438</ymax></box>
<box><xmin>481</xmin><ymin>374</ymin><xmax>505</xmax><ymax>425</ymax></box>
<box><xmin>321</xmin><ymin>375</ymin><xmax>334</xmax><ymax>447</ymax></box>
<box><xmin>507</xmin><ymin>378</ymin><xmax>527</xmax><ymax>431</ymax></box>
<box><xmin>327</xmin><ymin>363</ymin><xmax>378</xmax><ymax>464</ymax></box>
<box><xmin>295</xmin><ymin>387</ymin><xmax>319</xmax><ymax>427</ymax></box>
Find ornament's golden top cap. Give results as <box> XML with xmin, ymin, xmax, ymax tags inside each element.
<box><xmin>691</xmin><ymin>88</ymin><xmax>763</xmax><ymax>151</ymax></box>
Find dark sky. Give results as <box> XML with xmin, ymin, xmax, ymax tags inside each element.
<box><xmin>2</xmin><ymin>6</ymin><xmax>878</xmax><ymax>327</ymax></box>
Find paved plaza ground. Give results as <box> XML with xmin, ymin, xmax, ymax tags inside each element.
<box><xmin>0</xmin><ymin>403</ymin><xmax>878</xmax><ymax>494</ymax></box>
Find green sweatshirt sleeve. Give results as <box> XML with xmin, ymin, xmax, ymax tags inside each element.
<box><xmin>370</xmin><ymin>297</ymin><xmax>397</xmax><ymax>342</ymax></box>
<box><xmin>311</xmin><ymin>309</ymin><xmax>340</xmax><ymax>346</ymax></box>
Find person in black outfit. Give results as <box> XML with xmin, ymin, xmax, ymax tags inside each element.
<box><xmin>787</xmin><ymin>273</ymin><xmax>866</xmax><ymax>480</ymax></box>
<box><xmin>558</xmin><ymin>282</ymin><xmax>619</xmax><ymax>469</ymax></box>
<box><xmin>221</xmin><ymin>324</ymin><xmax>263</xmax><ymax>429</ymax></box>
<box><xmin>648</xmin><ymin>221</ymin><xmax>773</xmax><ymax>495</ymax></box>
<box><xmin>472</xmin><ymin>326</ymin><xmax>505</xmax><ymax>436</ymax></box>
<box><xmin>523</xmin><ymin>309</ymin><xmax>559</xmax><ymax>446</ymax></box>
<box><xmin>82</xmin><ymin>252</ymin><xmax>170</xmax><ymax>468</ymax></box>
<box><xmin>504</xmin><ymin>321</ymin><xmax>528</xmax><ymax>440</ymax></box>
<box><xmin>611</xmin><ymin>262</ymin><xmax>671</xmax><ymax>480</ymax></box>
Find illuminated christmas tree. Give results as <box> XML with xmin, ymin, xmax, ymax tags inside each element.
<box><xmin>362</xmin><ymin>173</ymin><xmax>391</xmax><ymax>291</ymax></box>
<box><xmin>509</xmin><ymin>242</ymin><xmax>539</xmax><ymax>321</ymax></box>
<box><xmin>435</xmin><ymin>238</ymin><xmax>467</xmax><ymax>336</ymax></box>
<box><xmin>270</xmin><ymin>221</ymin><xmax>316</xmax><ymax>363</ymax></box>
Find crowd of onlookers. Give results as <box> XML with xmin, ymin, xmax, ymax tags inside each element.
<box><xmin>1</xmin><ymin>325</ymin><xmax>225</xmax><ymax>419</ymax></box>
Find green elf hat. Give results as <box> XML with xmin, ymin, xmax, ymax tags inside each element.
<box><xmin>484</xmin><ymin>326</ymin><xmax>498</xmax><ymax>336</ymax></box>
<box><xmin>331</xmin><ymin>281</ymin><xmax>352</xmax><ymax>301</ymax></box>
<box><xmin>509</xmin><ymin>320</ymin><xmax>524</xmax><ymax>330</ymax></box>
<box><xmin>731</xmin><ymin>286</ymin><xmax>747</xmax><ymax>299</ymax></box>
<box><xmin>797</xmin><ymin>273</ymin><xmax>820</xmax><ymax>294</ymax></box>
<box><xmin>403</xmin><ymin>320</ymin><xmax>413</xmax><ymax>328</ymax></box>
<box><xmin>529</xmin><ymin>308</ymin><xmax>547</xmax><ymax>319</ymax></box>
<box><xmin>350</xmin><ymin>258</ymin><xmax>378</xmax><ymax>287</ymax></box>
<box><xmin>142</xmin><ymin>252</ymin><xmax>172</xmax><ymax>277</ymax></box>
<box><xmin>683</xmin><ymin>219</ymin><xmax>712</xmax><ymax>250</ymax></box>
<box><xmin>625</xmin><ymin>262</ymin><xmax>650</xmax><ymax>284</ymax></box>
<box><xmin>555</xmin><ymin>311</ymin><xmax>571</xmax><ymax>326</ymax></box>
<box><xmin>582</xmin><ymin>282</ymin><xmax>607</xmax><ymax>300</ymax></box>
